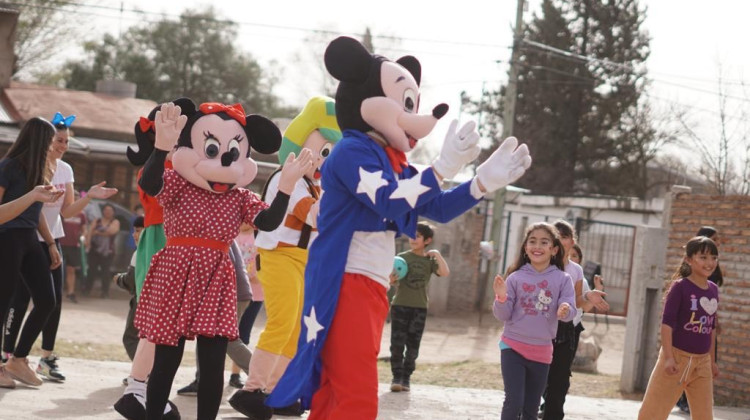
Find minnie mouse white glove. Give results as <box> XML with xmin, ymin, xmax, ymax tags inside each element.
<box><xmin>154</xmin><ymin>102</ymin><xmax>187</xmax><ymax>152</ymax></box>
<box><xmin>473</xmin><ymin>136</ymin><xmax>532</xmax><ymax>194</ymax></box>
<box><xmin>431</xmin><ymin>120</ymin><xmax>481</xmax><ymax>180</ymax></box>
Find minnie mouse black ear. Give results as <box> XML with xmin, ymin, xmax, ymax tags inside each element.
<box><xmin>171</xmin><ymin>97</ymin><xmax>197</xmax><ymax>117</ymax></box>
<box><xmin>245</xmin><ymin>115</ymin><xmax>281</xmax><ymax>155</ymax></box>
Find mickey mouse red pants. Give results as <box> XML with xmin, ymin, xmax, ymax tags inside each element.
<box><xmin>308</xmin><ymin>273</ymin><xmax>389</xmax><ymax>420</ymax></box>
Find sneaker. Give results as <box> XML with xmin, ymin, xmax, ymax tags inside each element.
<box><xmin>676</xmin><ymin>397</ymin><xmax>690</xmax><ymax>413</ymax></box>
<box><xmin>67</xmin><ymin>294</ymin><xmax>78</xmax><ymax>304</ymax></box>
<box><xmin>1</xmin><ymin>352</ymin><xmax>11</xmax><ymax>363</ymax></box>
<box><xmin>0</xmin><ymin>365</ymin><xmax>16</xmax><ymax>389</ymax></box>
<box><xmin>390</xmin><ymin>378</ymin><xmax>403</xmax><ymax>392</ymax></box>
<box><xmin>37</xmin><ymin>355</ymin><xmax>66</xmax><ymax>382</ymax></box>
<box><xmin>401</xmin><ymin>377</ymin><xmax>410</xmax><ymax>392</ymax></box>
<box><xmin>228</xmin><ymin>373</ymin><xmax>244</xmax><ymax>389</ymax></box>
<box><xmin>176</xmin><ymin>379</ymin><xmax>198</xmax><ymax>396</ymax></box>
<box><xmin>5</xmin><ymin>357</ymin><xmax>42</xmax><ymax>386</ymax></box>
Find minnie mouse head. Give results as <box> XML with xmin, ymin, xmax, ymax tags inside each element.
<box><xmin>127</xmin><ymin>98</ymin><xmax>196</xmax><ymax>166</ymax></box>
<box><xmin>169</xmin><ymin>100</ymin><xmax>281</xmax><ymax>193</ymax></box>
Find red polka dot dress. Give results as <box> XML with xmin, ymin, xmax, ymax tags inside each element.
<box><xmin>134</xmin><ymin>169</ymin><xmax>268</xmax><ymax>346</ymax></box>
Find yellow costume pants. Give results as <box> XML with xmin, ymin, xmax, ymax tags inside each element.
<box><xmin>256</xmin><ymin>247</ymin><xmax>307</xmax><ymax>358</ymax></box>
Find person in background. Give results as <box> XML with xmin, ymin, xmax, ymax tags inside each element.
<box><xmin>234</xmin><ymin>223</ymin><xmax>264</xmax><ymax>387</ymax></box>
<box><xmin>126</xmin><ymin>204</ymin><xmax>145</xmax><ymax>252</ymax></box>
<box><xmin>0</xmin><ymin>117</ymin><xmax>64</xmax><ymax>388</ymax></box>
<box><xmin>3</xmin><ymin>116</ymin><xmax>117</xmax><ymax>382</ymax></box>
<box><xmin>60</xmin><ymin>189</ymin><xmax>87</xmax><ymax>304</ymax></box>
<box><xmin>114</xmin><ymin>215</ymin><xmax>145</xmax><ymax>362</ymax></box>
<box><xmin>389</xmin><ymin>222</ymin><xmax>449</xmax><ymax>393</ymax></box>
<box><xmin>540</xmin><ymin>220</ymin><xmax>608</xmax><ymax>420</ymax></box>
<box><xmin>85</xmin><ymin>203</ymin><xmax>120</xmax><ymax>298</ymax></box>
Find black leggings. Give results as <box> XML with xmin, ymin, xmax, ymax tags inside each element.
<box><xmin>3</xmin><ymin>240</ymin><xmax>63</xmax><ymax>354</ymax></box>
<box><xmin>0</xmin><ymin>229</ymin><xmax>56</xmax><ymax>358</ymax></box>
<box><xmin>147</xmin><ymin>335</ymin><xmax>228</xmax><ymax>420</ymax></box>
<box><xmin>541</xmin><ymin>321</ymin><xmax>577</xmax><ymax>420</ymax></box>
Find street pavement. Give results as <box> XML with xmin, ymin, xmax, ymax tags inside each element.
<box><xmin>0</xmin><ymin>293</ymin><xmax>747</xmax><ymax>419</ymax></box>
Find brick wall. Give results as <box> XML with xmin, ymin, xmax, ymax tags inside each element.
<box><xmin>666</xmin><ymin>191</ymin><xmax>750</xmax><ymax>407</ymax></box>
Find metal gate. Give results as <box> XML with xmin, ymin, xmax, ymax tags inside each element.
<box><xmin>574</xmin><ymin>218</ymin><xmax>636</xmax><ymax>316</ymax></box>
<box><xmin>497</xmin><ymin>211</ymin><xmax>636</xmax><ymax>316</ymax></box>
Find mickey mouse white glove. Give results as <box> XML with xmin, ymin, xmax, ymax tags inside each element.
<box><xmin>474</xmin><ymin>136</ymin><xmax>532</xmax><ymax>194</ymax></box>
<box><xmin>431</xmin><ymin>120</ymin><xmax>481</xmax><ymax>181</ymax></box>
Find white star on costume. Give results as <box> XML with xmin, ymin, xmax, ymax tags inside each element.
<box><xmin>356</xmin><ymin>167</ymin><xmax>388</xmax><ymax>204</ymax></box>
<box><xmin>304</xmin><ymin>306</ymin><xmax>324</xmax><ymax>343</ymax></box>
<box><xmin>389</xmin><ymin>174</ymin><xmax>431</xmax><ymax>208</ymax></box>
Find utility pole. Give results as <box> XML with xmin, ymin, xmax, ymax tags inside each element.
<box><xmin>502</xmin><ymin>0</ymin><xmax>525</xmax><ymax>140</ymax></box>
<box><xmin>478</xmin><ymin>0</ymin><xmax>525</xmax><ymax>321</ymax></box>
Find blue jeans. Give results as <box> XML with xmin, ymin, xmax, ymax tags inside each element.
<box><xmin>501</xmin><ymin>348</ymin><xmax>550</xmax><ymax>420</ymax></box>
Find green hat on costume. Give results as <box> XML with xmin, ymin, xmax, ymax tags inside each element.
<box><xmin>278</xmin><ymin>96</ymin><xmax>342</xmax><ymax>164</ymax></box>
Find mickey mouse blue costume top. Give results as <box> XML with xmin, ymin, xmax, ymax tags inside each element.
<box><xmin>266</xmin><ymin>36</ymin><xmax>531</xmax><ymax>420</ymax></box>
<box><xmin>133</xmin><ymin>99</ymin><xmax>313</xmax><ymax>420</ymax></box>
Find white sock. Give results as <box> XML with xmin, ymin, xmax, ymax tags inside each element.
<box><xmin>124</xmin><ymin>377</ymin><xmax>147</xmax><ymax>406</ymax></box>
<box><xmin>124</xmin><ymin>377</ymin><xmax>173</xmax><ymax>414</ymax></box>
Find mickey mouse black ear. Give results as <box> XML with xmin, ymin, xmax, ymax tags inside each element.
<box><xmin>396</xmin><ymin>56</ymin><xmax>421</xmax><ymax>86</ymax></box>
<box><xmin>324</xmin><ymin>36</ymin><xmax>373</xmax><ymax>83</ymax></box>
<box><xmin>245</xmin><ymin>115</ymin><xmax>281</xmax><ymax>154</ymax></box>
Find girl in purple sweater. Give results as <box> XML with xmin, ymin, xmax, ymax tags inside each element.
<box><xmin>638</xmin><ymin>236</ymin><xmax>719</xmax><ymax>420</ymax></box>
<box><xmin>493</xmin><ymin>222</ymin><xmax>576</xmax><ymax>420</ymax></box>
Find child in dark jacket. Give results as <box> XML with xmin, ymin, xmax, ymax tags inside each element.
<box><xmin>114</xmin><ymin>216</ymin><xmax>144</xmax><ymax>360</ymax></box>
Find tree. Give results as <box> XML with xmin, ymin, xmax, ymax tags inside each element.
<box><xmin>2</xmin><ymin>0</ymin><xmax>86</xmax><ymax>79</ymax></box>
<box><xmin>470</xmin><ymin>0</ymin><xmax>656</xmax><ymax>197</ymax></box>
<box><xmin>672</xmin><ymin>65</ymin><xmax>750</xmax><ymax>195</ymax></box>
<box><xmin>289</xmin><ymin>26</ymin><xmax>402</xmax><ymax>104</ymax></box>
<box><xmin>62</xmin><ymin>7</ymin><xmax>294</xmax><ymax>117</ymax></box>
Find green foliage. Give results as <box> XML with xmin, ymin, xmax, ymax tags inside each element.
<box><xmin>4</xmin><ymin>0</ymin><xmax>85</xmax><ymax>79</ymax></box>
<box><xmin>470</xmin><ymin>0</ymin><xmax>657</xmax><ymax>198</ymax></box>
<box><xmin>63</xmin><ymin>7</ymin><xmax>294</xmax><ymax>117</ymax></box>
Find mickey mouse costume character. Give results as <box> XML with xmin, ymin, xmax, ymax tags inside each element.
<box><xmin>229</xmin><ymin>96</ymin><xmax>341</xmax><ymax>419</ymax></box>
<box><xmin>133</xmin><ymin>100</ymin><xmax>313</xmax><ymax>420</ymax></box>
<box><xmin>265</xmin><ymin>36</ymin><xmax>532</xmax><ymax>420</ymax></box>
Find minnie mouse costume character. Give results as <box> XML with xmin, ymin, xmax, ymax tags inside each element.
<box><xmin>115</xmin><ymin>101</ymin><xmax>192</xmax><ymax>420</ymax></box>
<box><xmin>266</xmin><ymin>36</ymin><xmax>532</xmax><ymax>420</ymax></box>
<box><xmin>133</xmin><ymin>100</ymin><xmax>313</xmax><ymax>420</ymax></box>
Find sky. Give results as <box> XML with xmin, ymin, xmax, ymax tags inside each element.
<box><xmin>40</xmin><ymin>0</ymin><xmax>750</xmax><ymax>162</ymax></box>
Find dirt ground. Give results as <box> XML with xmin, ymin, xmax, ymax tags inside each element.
<box><xmin>5</xmin><ymin>290</ymin><xmax>749</xmax><ymax>420</ymax></box>
<box><xmin>53</xmin><ymin>288</ymin><xmax>625</xmax><ymax>386</ymax></box>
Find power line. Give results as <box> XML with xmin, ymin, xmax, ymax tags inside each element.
<box><xmin>6</xmin><ymin>1</ymin><xmax>513</xmax><ymax>51</ymax></box>
<box><xmin>520</xmin><ymin>40</ymin><xmax>750</xmax><ymax>103</ymax></box>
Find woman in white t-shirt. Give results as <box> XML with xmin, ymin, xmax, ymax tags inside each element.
<box><xmin>2</xmin><ymin>118</ymin><xmax>117</xmax><ymax>382</ymax></box>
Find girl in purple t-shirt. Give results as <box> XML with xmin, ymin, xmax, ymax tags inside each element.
<box><xmin>638</xmin><ymin>236</ymin><xmax>720</xmax><ymax>420</ymax></box>
<box><xmin>493</xmin><ymin>222</ymin><xmax>576</xmax><ymax>420</ymax></box>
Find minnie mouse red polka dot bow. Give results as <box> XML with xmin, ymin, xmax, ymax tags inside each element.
<box><xmin>199</xmin><ymin>103</ymin><xmax>246</xmax><ymax>126</ymax></box>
